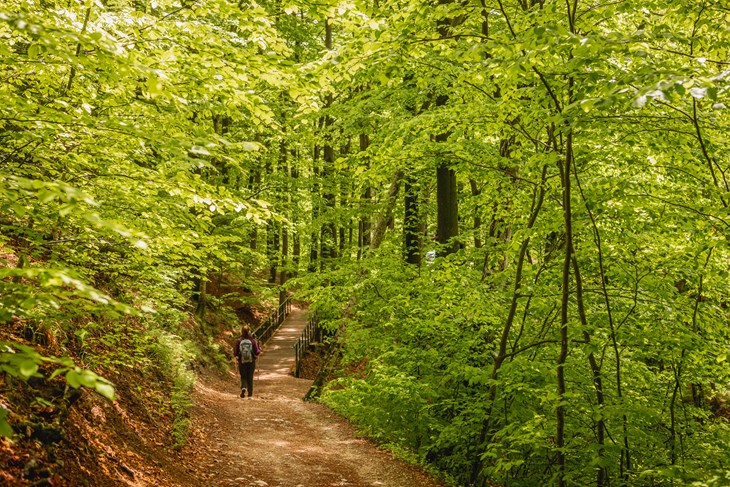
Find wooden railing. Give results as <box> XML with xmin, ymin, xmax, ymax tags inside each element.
<box><xmin>254</xmin><ymin>296</ymin><xmax>292</xmax><ymax>347</ymax></box>
<box><xmin>294</xmin><ymin>310</ymin><xmax>320</xmax><ymax>378</ymax></box>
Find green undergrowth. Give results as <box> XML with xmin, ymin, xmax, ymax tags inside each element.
<box><xmin>146</xmin><ymin>327</ymin><xmax>198</xmax><ymax>447</ymax></box>
<box><xmin>0</xmin><ymin>297</ymin><xmax>234</xmax><ymax>450</ymax></box>
<box><xmin>304</xmin><ymin>250</ymin><xmax>730</xmax><ymax>487</ymax></box>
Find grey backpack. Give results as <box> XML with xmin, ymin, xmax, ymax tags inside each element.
<box><xmin>239</xmin><ymin>338</ymin><xmax>254</xmax><ymax>364</ymax></box>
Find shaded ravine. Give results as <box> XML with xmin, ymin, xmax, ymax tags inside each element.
<box><xmin>183</xmin><ymin>306</ymin><xmax>446</xmax><ymax>487</ymax></box>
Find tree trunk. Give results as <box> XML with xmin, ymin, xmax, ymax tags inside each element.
<box><xmin>291</xmin><ymin>156</ymin><xmax>301</xmax><ymax>276</ymax></box>
<box><xmin>470</xmin><ymin>165</ymin><xmax>548</xmax><ymax>485</ymax></box>
<box><xmin>321</xmin><ymin>19</ymin><xmax>337</xmax><ymax>262</ymax></box>
<box><xmin>279</xmin><ymin>136</ymin><xmax>290</xmax><ymax>300</ymax></box>
<box><xmin>248</xmin><ymin>168</ymin><xmax>261</xmax><ymax>251</ymax></box>
<box><xmin>267</xmin><ymin>222</ymin><xmax>279</xmax><ymax>284</ymax></box>
<box><xmin>470</xmin><ymin>179</ymin><xmax>482</xmax><ymax>248</ymax></box>
<box><xmin>308</xmin><ymin>145</ymin><xmax>320</xmax><ymax>273</ymax></box>
<box><xmin>279</xmin><ymin>225</ymin><xmax>288</xmax><ymax>308</ymax></box>
<box><xmin>436</xmin><ymin>151</ymin><xmax>459</xmax><ymax>255</ymax></box>
<box><xmin>557</xmin><ymin>129</ymin><xmax>573</xmax><ymax>487</ymax></box>
<box><xmin>293</xmin><ymin>233</ymin><xmax>301</xmax><ymax>275</ymax></box>
<box><xmin>432</xmin><ymin>3</ymin><xmax>463</xmax><ymax>257</ymax></box>
<box><xmin>404</xmin><ymin>174</ymin><xmax>421</xmax><ymax>265</ymax></box>
<box><xmin>370</xmin><ymin>170</ymin><xmax>403</xmax><ymax>251</ymax></box>
<box><xmin>194</xmin><ymin>277</ymin><xmax>207</xmax><ymax>321</ymax></box>
<box><xmin>358</xmin><ymin>133</ymin><xmax>372</xmax><ymax>258</ymax></box>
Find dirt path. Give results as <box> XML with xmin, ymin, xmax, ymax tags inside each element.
<box><xmin>183</xmin><ymin>307</ymin><xmax>446</xmax><ymax>487</ymax></box>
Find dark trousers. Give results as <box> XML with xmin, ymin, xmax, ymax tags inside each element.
<box><xmin>238</xmin><ymin>361</ymin><xmax>255</xmax><ymax>396</ymax></box>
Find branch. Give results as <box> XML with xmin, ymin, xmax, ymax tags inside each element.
<box><xmin>625</xmin><ymin>193</ymin><xmax>730</xmax><ymax>229</ymax></box>
<box><xmin>410</xmin><ymin>34</ymin><xmax>492</xmax><ymax>43</ymax></box>
<box><xmin>502</xmin><ymin>339</ymin><xmax>558</xmax><ymax>360</ymax></box>
<box><xmin>648</xmin><ymin>46</ymin><xmax>730</xmax><ymax>66</ymax></box>
<box><xmin>65</xmin><ymin>3</ymin><xmax>93</xmax><ymax>94</ymax></box>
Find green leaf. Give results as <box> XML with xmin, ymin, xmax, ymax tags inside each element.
<box><xmin>65</xmin><ymin>369</ymin><xmax>81</xmax><ymax>388</ymax></box>
<box><xmin>0</xmin><ymin>408</ymin><xmax>12</xmax><ymax>438</ymax></box>
<box><xmin>76</xmin><ymin>369</ymin><xmax>98</xmax><ymax>388</ymax></box>
<box><xmin>18</xmin><ymin>359</ymin><xmax>38</xmax><ymax>379</ymax></box>
<box><xmin>27</xmin><ymin>43</ymin><xmax>40</xmax><ymax>59</ymax></box>
<box><xmin>94</xmin><ymin>382</ymin><xmax>116</xmax><ymax>401</ymax></box>
<box><xmin>65</xmin><ymin>368</ymin><xmax>115</xmax><ymax>400</ymax></box>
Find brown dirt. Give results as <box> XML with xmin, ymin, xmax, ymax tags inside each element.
<box><xmin>179</xmin><ymin>307</ymin><xmax>448</xmax><ymax>487</ymax></box>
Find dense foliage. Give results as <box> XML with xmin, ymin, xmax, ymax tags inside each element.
<box><xmin>296</xmin><ymin>1</ymin><xmax>730</xmax><ymax>486</ymax></box>
<box><xmin>2</xmin><ymin>0</ymin><xmax>730</xmax><ymax>485</ymax></box>
<box><xmin>0</xmin><ymin>0</ymin><xmax>287</xmax><ymax>454</ymax></box>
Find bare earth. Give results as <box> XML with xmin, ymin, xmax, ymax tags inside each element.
<box><xmin>183</xmin><ymin>307</ymin><xmax>446</xmax><ymax>487</ymax></box>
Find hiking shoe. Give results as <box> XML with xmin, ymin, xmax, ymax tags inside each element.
<box><xmin>248</xmin><ymin>395</ymin><xmax>253</xmax><ymax>400</ymax></box>
<box><xmin>240</xmin><ymin>388</ymin><xmax>247</xmax><ymax>398</ymax></box>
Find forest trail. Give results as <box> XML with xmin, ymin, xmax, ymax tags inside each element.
<box><xmin>181</xmin><ymin>306</ymin><xmax>446</xmax><ymax>487</ymax></box>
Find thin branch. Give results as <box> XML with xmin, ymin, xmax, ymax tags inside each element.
<box><xmin>625</xmin><ymin>193</ymin><xmax>730</xmax><ymax>229</ymax></box>
<box><xmin>137</xmin><ymin>2</ymin><xmax>200</xmax><ymax>33</ymax></box>
<box><xmin>692</xmin><ymin>99</ymin><xmax>729</xmax><ymax>207</ymax></box>
<box><xmin>410</xmin><ymin>34</ymin><xmax>492</xmax><ymax>43</ymax></box>
<box><xmin>502</xmin><ymin>339</ymin><xmax>558</xmax><ymax>360</ymax></box>
<box><xmin>648</xmin><ymin>46</ymin><xmax>730</xmax><ymax>66</ymax></box>
<box><xmin>65</xmin><ymin>3</ymin><xmax>93</xmax><ymax>94</ymax></box>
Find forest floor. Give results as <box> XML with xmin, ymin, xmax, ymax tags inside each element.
<box><xmin>175</xmin><ymin>306</ymin><xmax>447</xmax><ymax>487</ymax></box>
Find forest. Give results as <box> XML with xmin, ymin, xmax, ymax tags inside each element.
<box><xmin>1</xmin><ymin>0</ymin><xmax>730</xmax><ymax>485</ymax></box>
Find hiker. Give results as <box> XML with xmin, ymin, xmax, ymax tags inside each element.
<box><xmin>233</xmin><ymin>325</ymin><xmax>261</xmax><ymax>399</ymax></box>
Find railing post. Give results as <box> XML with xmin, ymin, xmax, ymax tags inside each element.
<box><xmin>294</xmin><ymin>339</ymin><xmax>301</xmax><ymax>378</ymax></box>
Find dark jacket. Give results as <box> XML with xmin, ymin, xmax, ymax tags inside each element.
<box><xmin>234</xmin><ymin>335</ymin><xmax>261</xmax><ymax>361</ymax></box>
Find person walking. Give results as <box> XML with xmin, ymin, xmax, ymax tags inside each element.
<box><xmin>233</xmin><ymin>325</ymin><xmax>261</xmax><ymax>399</ymax></box>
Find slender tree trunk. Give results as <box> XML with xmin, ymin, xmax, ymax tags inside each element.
<box><xmin>195</xmin><ymin>277</ymin><xmax>207</xmax><ymax>321</ymax></box>
<box><xmin>574</xmin><ymin>158</ymin><xmax>631</xmax><ymax>484</ymax></box>
<box><xmin>279</xmin><ymin>136</ymin><xmax>290</xmax><ymax>305</ymax></box>
<box><xmin>291</xmin><ymin>155</ymin><xmax>301</xmax><ymax>276</ymax></box>
<box><xmin>469</xmin><ymin>179</ymin><xmax>482</xmax><ymax>248</ymax></box>
<box><xmin>292</xmin><ymin>233</ymin><xmax>301</xmax><ymax>273</ymax></box>
<box><xmin>279</xmin><ymin>226</ymin><xmax>288</xmax><ymax>307</ymax></box>
<box><xmin>470</xmin><ymin>165</ymin><xmax>548</xmax><ymax>485</ymax></box>
<box><xmin>308</xmin><ymin>145</ymin><xmax>320</xmax><ymax>273</ymax></box>
<box><xmin>370</xmin><ymin>170</ymin><xmax>403</xmax><ymax>250</ymax></box>
<box><xmin>404</xmin><ymin>174</ymin><xmax>421</xmax><ymax>265</ymax></box>
<box><xmin>359</xmin><ymin>133</ymin><xmax>372</xmax><ymax>258</ymax></box>
<box><xmin>571</xmin><ymin>253</ymin><xmax>606</xmax><ymax>487</ymax></box>
<box><xmin>248</xmin><ymin>168</ymin><xmax>261</xmax><ymax>251</ymax></box>
<box><xmin>557</xmin><ymin>129</ymin><xmax>574</xmax><ymax>487</ymax></box>
<box><xmin>267</xmin><ymin>223</ymin><xmax>279</xmax><ymax>284</ymax></box>
<box><xmin>556</xmin><ymin>0</ymin><xmax>578</xmax><ymax>465</ymax></box>
<box><xmin>320</xmin><ymin>18</ymin><xmax>337</xmax><ymax>262</ymax></box>
<box><xmin>339</xmin><ymin>138</ymin><xmax>351</xmax><ymax>257</ymax></box>
<box><xmin>249</xmin><ymin>133</ymin><xmax>264</xmax><ymax>251</ymax></box>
